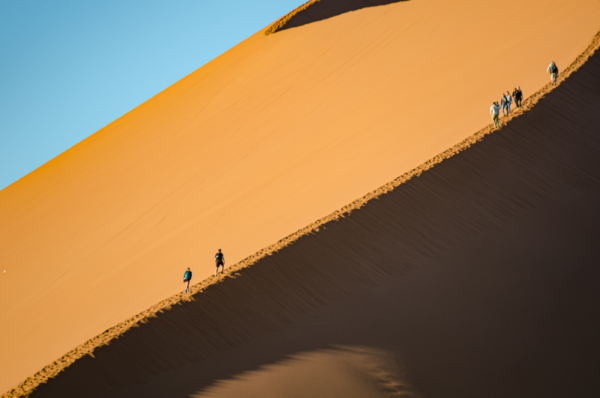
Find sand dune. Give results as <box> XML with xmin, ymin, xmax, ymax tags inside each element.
<box><xmin>265</xmin><ymin>0</ymin><xmax>407</xmax><ymax>34</ymax></box>
<box><xmin>19</xmin><ymin>30</ymin><xmax>600</xmax><ymax>398</ymax></box>
<box><xmin>2</xmin><ymin>0</ymin><xmax>600</xmax><ymax>396</ymax></box>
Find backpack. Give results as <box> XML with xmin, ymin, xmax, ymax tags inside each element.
<box><xmin>215</xmin><ymin>252</ymin><xmax>223</xmax><ymax>262</ymax></box>
<box><xmin>551</xmin><ymin>64</ymin><xmax>558</xmax><ymax>74</ymax></box>
<box><xmin>184</xmin><ymin>270</ymin><xmax>191</xmax><ymax>280</ymax></box>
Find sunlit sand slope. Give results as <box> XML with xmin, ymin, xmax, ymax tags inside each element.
<box><xmin>1</xmin><ymin>0</ymin><xmax>599</xmax><ymax>393</ymax></box>
<box><xmin>29</xmin><ymin>40</ymin><xmax>600</xmax><ymax>398</ymax></box>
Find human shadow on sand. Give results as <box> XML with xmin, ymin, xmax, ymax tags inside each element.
<box><xmin>31</xmin><ymin>51</ymin><xmax>600</xmax><ymax>398</ymax></box>
<box><xmin>272</xmin><ymin>0</ymin><xmax>409</xmax><ymax>33</ymax></box>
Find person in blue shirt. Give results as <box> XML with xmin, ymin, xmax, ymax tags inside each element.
<box><xmin>183</xmin><ymin>267</ymin><xmax>192</xmax><ymax>294</ymax></box>
<box><xmin>501</xmin><ymin>92</ymin><xmax>511</xmax><ymax>116</ymax></box>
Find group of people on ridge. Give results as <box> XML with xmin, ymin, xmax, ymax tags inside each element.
<box><xmin>490</xmin><ymin>87</ymin><xmax>522</xmax><ymax>127</ymax></box>
<box><xmin>489</xmin><ymin>61</ymin><xmax>558</xmax><ymax>128</ymax></box>
<box><xmin>183</xmin><ymin>249</ymin><xmax>225</xmax><ymax>294</ymax></box>
<box><xmin>183</xmin><ymin>62</ymin><xmax>564</xmax><ymax>295</ymax></box>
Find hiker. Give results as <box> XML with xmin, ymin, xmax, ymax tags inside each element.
<box><xmin>513</xmin><ymin>86</ymin><xmax>523</xmax><ymax>109</ymax></box>
<box><xmin>500</xmin><ymin>93</ymin><xmax>509</xmax><ymax>116</ymax></box>
<box><xmin>490</xmin><ymin>101</ymin><xmax>500</xmax><ymax>127</ymax></box>
<box><xmin>505</xmin><ymin>91</ymin><xmax>512</xmax><ymax>113</ymax></box>
<box><xmin>547</xmin><ymin>61</ymin><xmax>558</xmax><ymax>85</ymax></box>
<box><xmin>215</xmin><ymin>249</ymin><xmax>225</xmax><ymax>276</ymax></box>
<box><xmin>183</xmin><ymin>267</ymin><xmax>192</xmax><ymax>294</ymax></box>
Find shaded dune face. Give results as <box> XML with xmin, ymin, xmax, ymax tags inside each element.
<box><xmin>31</xmin><ymin>50</ymin><xmax>600</xmax><ymax>398</ymax></box>
<box><xmin>268</xmin><ymin>0</ymin><xmax>408</xmax><ymax>33</ymax></box>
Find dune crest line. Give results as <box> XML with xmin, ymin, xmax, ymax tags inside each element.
<box><xmin>264</xmin><ymin>0</ymin><xmax>407</xmax><ymax>34</ymax></box>
<box><xmin>265</xmin><ymin>0</ymin><xmax>319</xmax><ymax>35</ymax></box>
<box><xmin>3</xmin><ymin>29</ymin><xmax>600</xmax><ymax>398</ymax></box>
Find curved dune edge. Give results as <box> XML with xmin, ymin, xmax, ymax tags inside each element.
<box><xmin>264</xmin><ymin>0</ymin><xmax>406</xmax><ymax>34</ymax></box>
<box><xmin>264</xmin><ymin>0</ymin><xmax>317</xmax><ymax>35</ymax></box>
<box><xmin>3</xmin><ymin>30</ymin><xmax>600</xmax><ymax>398</ymax></box>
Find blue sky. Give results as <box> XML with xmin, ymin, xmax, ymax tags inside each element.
<box><xmin>0</xmin><ymin>0</ymin><xmax>302</xmax><ymax>190</ymax></box>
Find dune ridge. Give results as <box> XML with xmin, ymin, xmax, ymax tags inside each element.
<box><xmin>264</xmin><ymin>0</ymin><xmax>318</xmax><ymax>35</ymax></box>
<box><xmin>4</xmin><ymin>28</ymin><xmax>599</xmax><ymax>398</ymax></box>
<box><xmin>28</xmin><ymin>34</ymin><xmax>600</xmax><ymax>397</ymax></box>
<box><xmin>264</xmin><ymin>0</ymin><xmax>407</xmax><ymax>35</ymax></box>
<box><xmin>3</xmin><ymin>1</ymin><xmax>598</xmax><ymax>391</ymax></box>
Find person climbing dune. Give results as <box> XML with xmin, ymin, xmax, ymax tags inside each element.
<box><xmin>490</xmin><ymin>101</ymin><xmax>500</xmax><ymax>128</ymax></box>
<box><xmin>513</xmin><ymin>86</ymin><xmax>523</xmax><ymax>109</ymax></box>
<box><xmin>505</xmin><ymin>91</ymin><xmax>512</xmax><ymax>114</ymax></box>
<box><xmin>215</xmin><ymin>249</ymin><xmax>225</xmax><ymax>276</ymax></box>
<box><xmin>547</xmin><ymin>61</ymin><xmax>559</xmax><ymax>85</ymax></box>
<box><xmin>501</xmin><ymin>93</ymin><xmax>509</xmax><ymax>117</ymax></box>
<box><xmin>183</xmin><ymin>267</ymin><xmax>192</xmax><ymax>294</ymax></box>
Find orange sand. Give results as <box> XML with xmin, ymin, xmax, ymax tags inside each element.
<box><xmin>25</xmin><ymin>45</ymin><xmax>600</xmax><ymax>396</ymax></box>
<box><xmin>1</xmin><ymin>0</ymin><xmax>599</xmax><ymax>393</ymax></box>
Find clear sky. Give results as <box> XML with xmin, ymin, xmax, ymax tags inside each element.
<box><xmin>0</xmin><ymin>0</ymin><xmax>302</xmax><ymax>190</ymax></box>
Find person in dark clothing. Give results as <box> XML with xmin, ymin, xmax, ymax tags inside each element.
<box><xmin>513</xmin><ymin>86</ymin><xmax>523</xmax><ymax>109</ymax></box>
<box><xmin>547</xmin><ymin>61</ymin><xmax>559</xmax><ymax>85</ymax></box>
<box><xmin>215</xmin><ymin>249</ymin><xmax>225</xmax><ymax>276</ymax></box>
<box><xmin>183</xmin><ymin>267</ymin><xmax>192</xmax><ymax>294</ymax></box>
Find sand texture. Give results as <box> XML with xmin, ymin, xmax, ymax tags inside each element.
<box><xmin>1</xmin><ymin>0</ymin><xmax>600</xmax><ymax>395</ymax></box>
<box><xmin>21</xmin><ymin>35</ymin><xmax>600</xmax><ymax>398</ymax></box>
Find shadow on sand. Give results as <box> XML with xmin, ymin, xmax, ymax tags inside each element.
<box><xmin>31</xmin><ymin>50</ymin><xmax>600</xmax><ymax>398</ymax></box>
<box><xmin>272</xmin><ymin>0</ymin><xmax>408</xmax><ymax>33</ymax></box>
